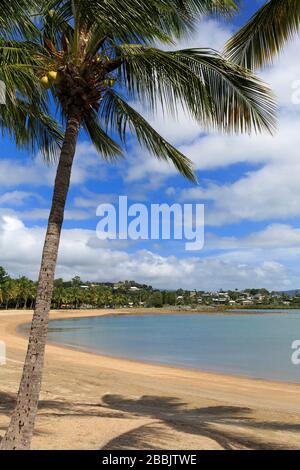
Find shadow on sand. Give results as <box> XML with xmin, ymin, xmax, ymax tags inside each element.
<box><xmin>0</xmin><ymin>391</ymin><xmax>297</xmax><ymax>449</ymax></box>
<box><xmin>100</xmin><ymin>394</ymin><xmax>297</xmax><ymax>450</ymax></box>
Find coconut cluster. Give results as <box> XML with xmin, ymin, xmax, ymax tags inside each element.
<box><xmin>40</xmin><ymin>71</ymin><xmax>59</xmax><ymax>89</ymax></box>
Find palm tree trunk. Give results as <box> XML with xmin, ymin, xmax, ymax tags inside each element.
<box><xmin>0</xmin><ymin>113</ymin><xmax>81</xmax><ymax>450</ymax></box>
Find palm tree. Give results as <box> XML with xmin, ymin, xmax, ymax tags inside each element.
<box><xmin>0</xmin><ymin>267</ymin><xmax>9</xmax><ymax>306</ymax></box>
<box><xmin>2</xmin><ymin>279</ymin><xmax>17</xmax><ymax>309</ymax></box>
<box><xmin>0</xmin><ymin>0</ymin><xmax>276</xmax><ymax>450</ymax></box>
<box><xmin>15</xmin><ymin>276</ymin><xmax>33</xmax><ymax>309</ymax></box>
<box><xmin>226</xmin><ymin>0</ymin><xmax>300</xmax><ymax>69</ymax></box>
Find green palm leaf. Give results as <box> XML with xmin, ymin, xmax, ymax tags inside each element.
<box><xmin>0</xmin><ymin>39</ymin><xmax>62</xmax><ymax>160</ymax></box>
<box><xmin>83</xmin><ymin>112</ymin><xmax>124</xmax><ymax>161</ymax></box>
<box><xmin>117</xmin><ymin>44</ymin><xmax>276</xmax><ymax>133</ymax></box>
<box><xmin>1</xmin><ymin>98</ymin><xmax>63</xmax><ymax>161</ymax></box>
<box><xmin>45</xmin><ymin>0</ymin><xmax>239</xmax><ymax>46</ymax></box>
<box><xmin>101</xmin><ymin>90</ymin><xmax>197</xmax><ymax>182</ymax></box>
<box><xmin>0</xmin><ymin>0</ymin><xmax>39</xmax><ymax>38</ymax></box>
<box><xmin>225</xmin><ymin>0</ymin><xmax>300</xmax><ymax>69</ymax></box>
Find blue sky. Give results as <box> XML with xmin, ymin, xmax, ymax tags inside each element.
<box><xmin>2</xmin><ymin>1</ymin><xmax>300</xmax><ymax>291</ymax></box>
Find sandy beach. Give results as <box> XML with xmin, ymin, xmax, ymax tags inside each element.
<box><xmin>0</xmin><ymin>309</ymin><xmax>300</xmax><ymax>450</ymax></box>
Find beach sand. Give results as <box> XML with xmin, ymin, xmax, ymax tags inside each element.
<box><xmin>0</xmin><ymin>309</ymin><xmax>300</xmax><ymax>450</ymax></box>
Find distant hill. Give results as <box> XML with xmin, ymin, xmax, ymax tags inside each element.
<box><xmin>278</xmin><ymin>290</ymin><xmax>300</xmax><ymax>296</ymax></box>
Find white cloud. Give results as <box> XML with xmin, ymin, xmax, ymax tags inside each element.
<box><xmin>181</xmin><ymin>157</ymin><xmax>300</xmax><ymax>225</ymax></box>
<box><xmin>207</xmin><ymin>224</ymin><xmax>300</xmax><ymax>250</ymax></box>
<box><xmin>0</xmin><ymin>159</ymin><xmax>54</xmax><ymax>188</ymax></box>
<box><xmin>0</xmin><ymin>207</ymin><xmax>90</xmax><ymax>222</ymax></box>
<box><xmin>0</xmin><ymin>191</ymin><xmax>39</xmax><ymax>206</ymax></box>
<box><xmin>261</xmin><ymin>37</ymin><xmax>300</xmax><ymax>109</ymax></box>
<box><xmin>0</xmin><ymin>215</ymin><xmax>295</xmax><ymax>290</ymax></box>
<box><xmin>0</xmin><ymin>142</ymin><xmax>109</xmax><ymax>189</ymax></box>
<box><xmin>172</xmin><ymin>18</ymin><xmax>232</xmax><ymax>51</ymax></box>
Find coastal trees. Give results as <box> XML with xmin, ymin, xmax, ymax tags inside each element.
<box><xmin>2</xmin><ymin>279</ymin><xmax>18</xmax><ymax>310</ymax></box>
<box><xmin>226</xmin><ymin>0</ymin><xmax>300</xmax><ymax>69</ymax></box>
<box><xmin>0</xmin><ymin>0</ymin><xmax>277</xmax><ymax>450</ymax></box>
<box><xmin>149</xmin><ymin>291</ymin><xmax>164</xmax><ymax>308</ymax></box>
<box><xmin>0</xmin><ymin>267</ymin><xmax>299</xmax><ymax>309</ymax></box>
<box><xmin>16</xmin><ymin>277</ymin><xmax>35</xmax><ymax>309</ymax></box>
<box><xmin>0</xmin><ymin>273</ymin><xmax>37</xmax><ymax>309</ymax></box>
<box><xmin>0</xmin><ymin>268</ymin><xmax>11</xmax><ymax>309</ymax></box>
<box><xmin>0</xmin><ymin>267</ymin><xmax>9</xmax><ymax>286</ymax></box>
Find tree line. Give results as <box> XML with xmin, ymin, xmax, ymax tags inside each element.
<box><xmin>0</xmin><ymin>267</ymin><xmax>186</xmax><ymax>309</ymax></box>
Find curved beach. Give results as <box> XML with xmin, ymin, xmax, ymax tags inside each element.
<box><xmin>1</xmin><ymin>309</ymin><xmax>300</xmax><ymax>450</ymax></box>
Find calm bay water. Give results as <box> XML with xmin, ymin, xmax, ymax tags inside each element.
<box><xmin>44</xmin><ymin>311</ymin><xmax>300</xmax><ymax>383</ymax></box>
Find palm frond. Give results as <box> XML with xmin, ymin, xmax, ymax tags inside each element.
<box><xmin>0</xmin><ymin>40</ymin><xmax>49</xmax><ymax>99</ymax></box>
<box><xmin>44</xmin><ymin>0</ymin><xmax>239</xmax><ymax>47</ymax></box>
<box><xmin>83</xmin><ymin>112</ymin><xmax>124</xmax><ymax>161</ymax></box>
<box><xmin>225</xmin><ymin>0</ymin><xmax>300</xmax><ymax>69</ymax></box>
<box><xmin>0</xmin><ymin>0</ymin><xmax>39</xmax><ymax>39</ymax></box>
<box><xmin>116</xmin><ymin>44</ymin><xmax>276</xmax><ymax>134</ymax></box>
<box><xmin>24</xmin><ymin>102</ymin><xmax>63</xmax><ymax>162</ymax></box>
<box><xmin>101</xmin><ymin>90</ymin><xmax>197</xmax><ymax>182</ymax></box>
<box><xmin>1</xmin><ymin>98</ymin><xmax>63</xmax><ymax>161</ymax></box>
<box><xmin>0</xmin><ymin>39</ymin><xmax>62</xmax><ymax>161</ymax></box>
<box><xmin>42</xmin><ymin>6</ymin><xmax>75</xmax><ymax>50</ymax></box>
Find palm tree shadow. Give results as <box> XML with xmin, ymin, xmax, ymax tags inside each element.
<box><xmin>0</xmin><ymin>390</ymin><xmax>126</xmax><ymax>420</ymax></box>
<box><xmin>0</xmin><ymin>390</ymin><xmax>75</xmax><ymax>415</ymax></box>
<box><xmin>101</xmin><ymin>394</ymin><xmax>294</xmax><ymax>450</ymax></box>
<box><xmin>1</xmin><ymin>391</ymin><xmax>298</xmax><ymax>449</ymax></box>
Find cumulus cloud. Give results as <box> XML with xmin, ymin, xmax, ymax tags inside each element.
<box><xmin>181</xmin><ymin>156</ymin><xmax>300</xmax><ymax>225</ymax></box>
<box><xmin>0</xmin><ymin>191</ymin><xmax>40</xmax><ymax>206</ymax></box>
<box><xmin>0</xmin><ymin>215</ymin><xmax>294</xmax><ymax>290</ymax></box>
<box><xmin>207</xmin><ymin>224</ymin><xmax>300</xmax><ymax>250</ymax></box>
<box><xmin>0</xmin><ymin>142</ymin><xmax>109</xmax><ymax>189</ymax></box>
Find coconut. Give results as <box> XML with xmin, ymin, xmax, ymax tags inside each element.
<box><xmin>48</xmin><ymin>71</ymin><xmax>58</xmax><ymax>82</ymax></box>
<box><xmin>40</xmin><ymin>76</ymin><xmax>50</xmax><ymax>89</ymax></box>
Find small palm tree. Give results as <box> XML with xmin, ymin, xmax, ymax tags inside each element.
<box><xmin>226</xmin><ymin>0</ymin><xmax>300</xmax><ymax>69</ymax></box>
<box><xmin>0</xmin><ymin>0</ymin><xmax>276</xmax><ymax>449</ymax></box>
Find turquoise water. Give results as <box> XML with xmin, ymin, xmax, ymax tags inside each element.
<box><xmin>45</xmin><ymin>311</ymin><xmax>300</xmax><ymax>383</ymax></box>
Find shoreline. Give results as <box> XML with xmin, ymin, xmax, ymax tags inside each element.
<box><xmin>1</xmin><ymin>309</ymin><xmax>300</xmax><ymax>449</ymax></box>
<box><xmin>16</xmin><ymin>308</ymin><xmax>298</xmax><ymax>386</ymax></box>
